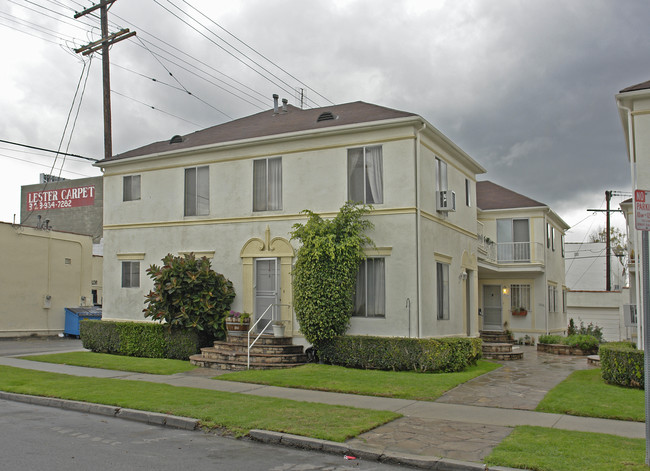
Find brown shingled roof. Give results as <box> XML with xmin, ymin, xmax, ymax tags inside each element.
<box><xmin>476</xmin><ymin>181</ymin><xmax>546</xmax><ymax>210</ymax></box>
<box><xmin>620</xmin><ymin>80</ymin><xmax>650</xmax><ymax>93</ymax></box>
<box><xmin>103</xmin><ymin>101</ymin><xmax>417</xmax><ymax>163</ymax></box>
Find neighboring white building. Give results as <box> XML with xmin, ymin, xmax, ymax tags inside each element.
<box><xmin>565</xmin><ymin>242</ymin><xmax>630</xmax><ymax>342</ymax></box>
<box><xmin>96</xmin><ymin>100</ymin><xmax>487</xmax><ymax>344</ymax></box>
<box><xmin>616</xmin><ymin>80</ymin><xmax>650</xmax><ymax>346</ymax></box>
<box><xmin>476</xmin><ymin>181</ymin><xmax>569</xmax><ymax>341</ymax></box>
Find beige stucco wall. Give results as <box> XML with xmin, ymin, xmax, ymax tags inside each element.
<box><xmin>567</xmin><ymin>289</ymin><xmax>630</xmax><ymax>342</ymax></box>
<box><xmin>0</xmin><ymin>222</ymin><xmax>94</xmax><ymax>337</ymax></box>
<box><xmin>100</xmin><ymin>120</ymin><xmax>484</xmax><ymax>342</ymax></box>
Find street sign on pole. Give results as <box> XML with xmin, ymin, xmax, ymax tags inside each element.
<box><xmin>638</xmin><ymin>189</ymin><xmax>650</xmax><ymax>465</ymax></box>
<box><xmin>635</xmin><ymin>190</ymin><xmax>650</xmax><ymax>231</ymax></box>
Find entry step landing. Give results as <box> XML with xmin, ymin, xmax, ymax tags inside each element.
<box><xmin>190</xmin><ymin>334</ymin><xmax>308</xmax><ymax>371</ymax></box>
<box><xmin>480</xmin><ymin>331</ymin><xmax>523</xmax><ymax>360</ymax></box>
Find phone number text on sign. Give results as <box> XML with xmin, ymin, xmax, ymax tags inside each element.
<box><xmin>27</xmin><ymin>186</ymin><xmax>95</xmax><ymax>211</ymax></box>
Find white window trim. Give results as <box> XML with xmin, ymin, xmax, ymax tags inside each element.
<box><xmin>123</xmin><ymin>175</ymin><xmax>141</xmax><ymax>202</ymax></box>
<box><xmin>353</xmin><ymin>257</ymin><xmax>386</xmax><ymax>318</ymax></box>
<box><xmin>253</xmin><ymin>157</ymin><xmax>282</xmax><ymax>211</ymax></box>
<box><xmin>121</xmin><ymin>260</ymin><xmax>140</xmax><ymax>288</ymax></box>
<box><xmin>436</xmin><ymin>261</ymin><xmax>450</xmax><ymax>320</ymax></box>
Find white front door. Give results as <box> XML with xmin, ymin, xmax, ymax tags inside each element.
<box><xmin>483</xmin><ymin>285</ymin><xmax>502</xmax><ymax>331</ymax></box>
<box><xmin>254</xmin><ymin>258</ymin><xmax>279</xmax><ymax>332</ymax></box>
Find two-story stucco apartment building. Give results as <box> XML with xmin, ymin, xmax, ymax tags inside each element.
<box><xmin>96</xmin><ymin>99</ymin><xmax>567</xmax><ymax>345</ymax></box>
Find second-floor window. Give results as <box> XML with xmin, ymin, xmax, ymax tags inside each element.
<box><xmin>253</xmin><ymin>157</ymin><xmax>282</xmax><ymax>211</ymax></box>
<box><xmin>348</xmin><ymin>145</ymin><xmax>383</xmax><ymax>204</ymax></box>
<box><xmin>497</xmin><ymin>218</ymin><xmax>530</xmax><ymax>262</ymax></box>
<box><xmin>184</xmin><ymin>166</ymin><xmax>209</xmax><ymax>216</ymax></box>
<box><xmin>123</xmin><ymin>175</ymin><xmax>141</xmax><ymax>201</ymax></box>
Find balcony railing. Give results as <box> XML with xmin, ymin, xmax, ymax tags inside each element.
<box><xmin>479</xmin><ymin>239</ymin><xmax>544</xmax><ymax>265</ymax></box>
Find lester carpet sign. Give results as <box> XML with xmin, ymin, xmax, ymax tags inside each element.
<box><xmin>27</xmin><ymin>185</ymin><xmax>95</xmax><ymax>211</ymax></box>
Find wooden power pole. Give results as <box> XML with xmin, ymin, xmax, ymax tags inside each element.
<box><xmin>74</xmin><ymin>1</ymin><xmax>135</xmax><ymax>161</ymax></box>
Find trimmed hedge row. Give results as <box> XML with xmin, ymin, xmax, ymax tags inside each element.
<box><xmin>318</xmin><ymin>335</ymin><xmax>482</xmax><ymax>373</ymax></box>
<box><xmin>600</xmin><ymin>342</ymin><xmax>644</xmax><ymax>389</ymax></box>
<box><xmin>80</xmin><ymin>320</ymin><xmax>209</xmax><ymax>360</ymax></box>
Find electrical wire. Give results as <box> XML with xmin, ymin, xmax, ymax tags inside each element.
<box><xmin>111</xmin><ymin>90</ymin><xmax>204</xmax><ymax>127</ymax></box>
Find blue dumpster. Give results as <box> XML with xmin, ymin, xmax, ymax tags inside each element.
<box><xmin>64</xmin><ymin>307</ymin><xmax>102</xmax><ymax>338</ymax></box>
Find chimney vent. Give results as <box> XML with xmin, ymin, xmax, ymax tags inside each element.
<box><xmin>282</xmin><ymin>98</ymin><xmax>288</xmax><ymax>112</ymax></box>
<box><xmin>273</xmin><ymin>94</ymin><xmax>279</xmax><ymax>114</ymax></box>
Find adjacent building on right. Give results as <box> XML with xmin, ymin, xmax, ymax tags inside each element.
<box><xmin>616</xmin><ymin>80</ymin><xmax>650</xmax><ymax>346</ymax></box>
<box><xmin>476</xmin><ymin>181</ymin><xmax>569</xmax><ymax>341</ymax></box>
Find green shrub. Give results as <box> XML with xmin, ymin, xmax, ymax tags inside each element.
<box><xmin>568</xmin><ymin>318</ymin><xmax>604</xmax><ymax>343</ymax></box>
<box><xmin>290</xmin><ymin>203</ymin><xmax>373</xmax><ymax>351</ymax></box>
<box><xmin>600</xmin><ymin>342</ymin><xmax>644</xmax><ymax>389</ymax></box>
<box><xmin>318</xmin><ymin>335</ymin><xmax>482</xmax><ymax>373</ymax></box>
<box><xmin>563</xmin><ymin>334</ymin><xmax>599</xmax><ymax>352</ymax></box>
<box><xmin>80</xmin><ymin>320</ymin><xmax>208</xmax><ymax>360</ymax></box>
<box><xmin>143</xmin><ymin>253</ymin><xmax>235</xmax><ymax>341</ymax></box>
<box><xmin>538</xmin><ymin>334</ymin><xmax>563</xmax><ymax>345</ymax></box>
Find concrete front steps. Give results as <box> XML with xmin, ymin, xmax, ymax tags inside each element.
<box><xmin>190</xmin><ymin>334</ymin><xmax>308</xmax><ymax>371</ymax></box>
<box><xmin>480</xmin><ymin>330</ymin><xmax>523</xmax><ymax>361</ymax></box>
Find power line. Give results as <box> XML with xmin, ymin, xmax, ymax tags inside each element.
<box><xmin>0</xmin><ymin>139</ymin><xmax>97</xmax><ymax>162</ymax></box>
<box><xmin>111</xmin><ymin>90</ymin><xmax>204</xmax><ymax>127</ymax></box>
<box><xmin>0</xmin><ymin>152</ymin><xmax>93</xmax><ymax>177</ymax></box>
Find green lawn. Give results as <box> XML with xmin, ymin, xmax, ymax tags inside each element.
<box><xmin>536</xmin><ymin>368</ymin><xmax>644</xmax><ymax>422</ymax></box>
<box><xmin>217</xmin><ymin>360</ymin><xmax>501</xmax><ymax>401</ymax></box>
<box><xmin>0</xmin><ymin>365</ymin><xmax>398</xmax><ymax>441</ymax></box>
<box><xmin>19</xmin><ymin>352</ymin><xmax>197</xmax><ymax>375</ymax></box>
<box><xmin>485</xmin><ymin>426</ymin><xmax>648</xmax><ymax>471</ymax></box>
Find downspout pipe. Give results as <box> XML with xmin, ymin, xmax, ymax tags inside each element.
<box><xmin>617</xmin><ymin>99</ymin><xmax>642</xmax><ymax>348</ymax></box>
<box><xmin>415</xmin><ymin>122</ymin><xmax>426</xmax><ymax>338</ymax></box>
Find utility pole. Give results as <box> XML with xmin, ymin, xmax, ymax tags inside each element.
<box><xmin>74</xmin><ymin>1</ymin><xmax>136</xmax><ymax>161</ymax></box>
<box><xmin>588</xmin><ymin>190</ymin><xmax>625</xmax><ymax>291</ymax></box>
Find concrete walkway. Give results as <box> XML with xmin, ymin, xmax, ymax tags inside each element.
<box><xmin>0</xmin><ymin>339</ymin><xmax>645</xmax><ymax>468</ymax></box>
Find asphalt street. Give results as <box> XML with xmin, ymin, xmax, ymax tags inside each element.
<box><xmin>1</xmin><ymin>398</ymin><xmax>408</xmax><ymax>471</ymax></box>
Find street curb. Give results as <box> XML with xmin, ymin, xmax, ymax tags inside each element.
<box><xmin>248</xmin><ymin>430</ymin><xmax>524</xmax><ymax>471</ymax></box>
<box><xmin>0</xmin><ymin>391</ymin><xmax>199</xmax><ymax>431</ymax></box>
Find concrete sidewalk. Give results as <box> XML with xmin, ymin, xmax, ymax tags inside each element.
<box><xmin>0</xmin><ymin>339</ymin><xmax>645</xmax><ymax>469</ymax></box>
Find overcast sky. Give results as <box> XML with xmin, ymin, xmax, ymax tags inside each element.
<box><xmin>2</xmin><ymin>0</ymin><xmax>647</xmax><ymax>241</ymax></box>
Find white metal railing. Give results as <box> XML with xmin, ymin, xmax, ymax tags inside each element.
<box><xmin>496</xmin><ymin>241</ymin><xmax>544</xmax><ymax>264</ymax></box>
<box><xmin>247</xmin><ymin>303</ymin><xmax>291</xmax><ymax>369</ymax></box>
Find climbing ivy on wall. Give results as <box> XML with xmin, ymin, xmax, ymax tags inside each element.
<box><xmin>290</xmin><ymin>202</ymin><xmax>373</xmax><ymax>351</ymax></box>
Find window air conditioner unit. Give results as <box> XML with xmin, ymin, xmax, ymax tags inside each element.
<box><xmin>437</xmin><ymin>190</ymin><xmax>456</xmax><ymax>212</ymax></box>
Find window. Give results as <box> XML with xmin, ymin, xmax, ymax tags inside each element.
<box><xmin>436</xmin><ymin>158</ymin><xmax>448</xmax><ymax>193</ymax></box>
<box><xmin>497</xmin><ymin>218</ymin><xmax>530</xmax><ymax>262</ymax></box>
<box><xmin>562</xmin><ymin>288</ymin><xmax>568</xmax><ymax>313</ymax></box>
<box><xmin>561</xmin><ymin>234</ymin><xmax>565</xmax><ymax>257</ymax></box>
<box><xmin>546</xmin><ymin>223</ymin><xmax>552</xmax><ymax>249</ymax></box>
<box><xmin>121</xmin><ymin>261</ymin><xmax>140</xmax><ymax>288</ymax></box>
<box><xmin>551</xmin><ymin>226</ymin><xmax>555</xmax><ymax>251</ymax></box>
<box><xmin>436</xmin><ymin>262</ymin><xmax>450</xmax><ymax>320</ymax></box>
<box><xmin>184</xmin><ymin>166</ymin><xmax>209</xmax><ymax>216</ymax></box>
<box><xmin>253</xmin><ymin>157</ymin><xmax>282</xmax><ymax>211</ymax></box>
<box><xmin>511</xmin><ymin>284</ymin><xmax>531</xmax><ymax>311</ymax></box>
<box><xmin>465</xmin><ymin>179</ymin><xmax>471</xmax><ymax>207</ymax></box>
<box><xmin>348</xmin><ymin>145</ymin><xmax>383</xmax><ymax>204</ymax></box>
<box><xmin>353</xmin><ymin>258</ymin><xmax>385</xmax><ymax>317</ymax></box>
<box><xmin>123</xmin><ymin>175</ymin><xmax>141</xmax><ymax>201</ymax></box>
<box><xmin>548</xmin><ymin>284</ymin><xmax>558</xmax><ymax>313</ymax></box>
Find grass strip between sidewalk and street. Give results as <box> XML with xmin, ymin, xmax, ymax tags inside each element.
<box><xmin>18</xmin><ymin>352</ymin><xmax>197</xmax><ymax>375</ymax></box>
<box><xmin>0</xmin><ymin>365</ymin><xmax>399</xmax><ymax>441</ymax></box>
<box><xmin>536</xmin><ymin>368</ymin><xmax>644</xmax><ymax>422</ymax></box>
<box><xmin>484</xmin><ymin>426</ymin><xmax>647</xmax><ymax>471</ymax></box>
<box><xmin>217</xmin><ymin>360</ymin><xmax>501</xmax><ymax>401</ymax></box>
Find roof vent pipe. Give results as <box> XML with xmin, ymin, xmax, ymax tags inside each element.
<box><xmin>273</xmin><ymin>94</ymin><xmax>279</xmax><ymax>114</ymax></box>
<box><xmin>282</xmin><ymin>98</ymin><xmax>288</xmax><ymax>112</ymax></box>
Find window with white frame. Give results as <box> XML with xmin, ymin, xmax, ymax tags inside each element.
<box><xmin>436</xmin><ymin>158</ymin><xmax>448</xmax><ymax>193</ymax></box>
<box><xmin>497</xmin><ymin>218</ymin><xmax>530</xmax><ymax>262</ymax></box>
<box><xmin>253</xmin><ymin>157</ymin><xmax>282</xmax><ymax>211</ymax></box>
<box><xmin>465</xmin><ymin>178</ymin><xmax>471</xmax><ymax>207</ymax></box>
<box><xmin>561</xmin><ymin>234</ymin><xmax>565</xmax><ymax>257</ymax></box>
<box><xmin>348</xmin><ymin>145</ymin><xmax>383</xmax><ymax>204</ymax></box>
<box><xmin>551</xmin><ymin>226</ymin><xmax>555</xmax><ymax>251</ymax></box>
<box><xmin>436</xmin><ymin>262</ymin><xmax>450</xmax><ymax>320</ymax></box>
<box><xmin>562</xmin><ymin>288</ymin><xmax>568</xmax><ymax>313</ymax></box>
<box><xmin>123</xmin><ymin>175</ymin><xmax>141</xmax><ymax>201</ymax></box>
<box><xmin>184</xmin><ymin>166</ymin><xmax>209</xmax><ymax>216</ymax></box>
<box><xmin>121</xmin><ymin>261</ymin><xmax>140</xmax><ymax>288</ymax></box>
<box><xmin>510</xmin><ymin>284</ymin><xmax>531</xmax><ymax>312</ymax></box>
<box><xmin>548</xmin><ymin>284</ymin><xmax>558</xmax><ymax>313</ymax></box>
<box><xmin>353</xmin><ymin>258</ymin><xmax>385</xmax><ymax>317</ymax></box>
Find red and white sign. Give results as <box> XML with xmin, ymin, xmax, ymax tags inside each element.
<box><xmin>635</xmin><ymin>189</ymin><xmax>650</xmax><ymax>231</ymax></box>
<box><xmin>27</xmin><ymin>185</ymin><xmax>95</xmax><ymax>211</ymax></box>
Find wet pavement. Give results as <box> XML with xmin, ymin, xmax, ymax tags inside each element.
<box><xmin>347</xmin><ymin>346</ymin><xmax>595</xmax><ymax>461</ymax></box>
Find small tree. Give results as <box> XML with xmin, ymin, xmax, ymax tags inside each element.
<box><xmin>143</xmin><ymin>253</ymin><xmax>235</xmax><ymax>340</ymax></box>
<box><xmin>291</xmin><ymin>202</ymin><xmax>373</xmax><ymax>351</ymax></box>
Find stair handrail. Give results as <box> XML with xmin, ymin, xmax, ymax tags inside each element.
<box><xmin>247</xmin><ymin>303</ymin><xmax>291</xmax><ymax>370</ymax></box>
